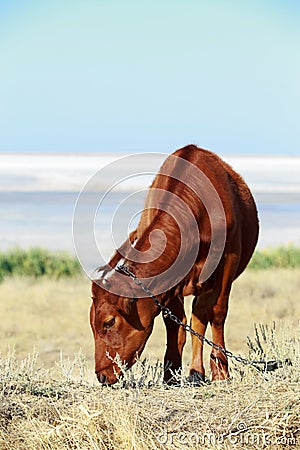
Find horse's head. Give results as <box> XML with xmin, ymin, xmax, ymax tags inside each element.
<box><xmin>90</xmin><ymin>270</ymin><xmax>158</xmax><ymax>385</ymax></box>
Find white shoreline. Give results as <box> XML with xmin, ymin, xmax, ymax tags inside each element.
<box><xmin>1</xmin><ymin>153</ymin><xmax>300</xmax><ymax>194</ymax></box>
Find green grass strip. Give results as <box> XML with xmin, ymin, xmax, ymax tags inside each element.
<box><xmin>0</xmin><ymin>247</ymin><xmax>81</xmax><ymax>281</ymax></box>
<box><xmin>249</xmin><ymin>245</ymin><xmax>300</xmax><ymax>269</ymax></box>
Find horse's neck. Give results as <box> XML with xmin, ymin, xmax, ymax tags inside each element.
<box><xmin>128</xmin><ymin>221</ymin><xmax>180</xmax><ymax>279</ymax></box>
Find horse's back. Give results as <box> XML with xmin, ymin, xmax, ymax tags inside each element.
<box><xmin>150</xmin><ymin>145</ymin><xmax>259</xmax><ymax>280</ymax></box>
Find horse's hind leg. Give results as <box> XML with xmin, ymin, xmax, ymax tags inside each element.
<box><xmin>163</xmin><ymin>295</ymin><xmax>186</xmax><ymax>383</ymax></box>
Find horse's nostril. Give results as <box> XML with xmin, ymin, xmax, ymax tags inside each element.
<box><xmin>97</xmin><ymin>373</ymin><xmax>106</xmax><ymax>384</ymax></box>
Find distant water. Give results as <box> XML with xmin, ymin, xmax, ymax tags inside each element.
<box><xmin>0</xmin><ymin>191</ymin><xmax>299</xmax><ymax>267</ymax></box>
<box><xmin>0</xmin><ymin>153</ymin><xmax>299</xmax><ymax>269</ymax></box>
<box><xmin>0</xmin><ymin>192</ymin><xmax>78</xmax><ymax>252</ymax></box>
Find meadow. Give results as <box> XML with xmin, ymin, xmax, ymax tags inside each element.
<box><xmin>0</xmin><ymin>248</ymin><xmax>299</xmax><ymax>449</ymax></box>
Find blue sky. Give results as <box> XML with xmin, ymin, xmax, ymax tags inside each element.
<box><xmin>0</xmin><ymin>0</ymin><xmax>299</xmax><ymax>154</ymax></box>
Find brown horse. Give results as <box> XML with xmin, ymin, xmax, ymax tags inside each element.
<box><xmin>91</xmin><ymin>145</ymin><xmax>259</xmax><ymax>384</ymax></box>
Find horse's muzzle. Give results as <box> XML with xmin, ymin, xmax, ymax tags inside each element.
<box><xmin>97</xmin><ymin>373</ymin><xmax>107</xmax><ymax>384</ymax></box>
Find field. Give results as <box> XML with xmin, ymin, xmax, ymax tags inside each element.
<box><xmin>0</xmin><ymin>267</ymin><xmax>299</xmax><ymax>449</ymax></box>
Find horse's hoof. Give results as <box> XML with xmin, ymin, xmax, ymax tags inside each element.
<box><xmin>187</xmin><ymin>370</ymin><xmax>206</xmax><ymax>385</ymax></box>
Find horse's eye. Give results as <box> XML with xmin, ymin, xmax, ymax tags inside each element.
<box><xmin>103</xmin><ymin>317</ymin><xmax>115</xmax><ymax>329</ymax></box>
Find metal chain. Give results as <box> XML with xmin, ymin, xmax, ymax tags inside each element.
<box><xmin>116</xmin><ymin>263</ymin><xmax>282</xmax><ymax>372</ymax></box>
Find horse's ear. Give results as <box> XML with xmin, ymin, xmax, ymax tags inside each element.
<box><xmin>117</xmin><ymin>297</ymin><xmax>137</xmax><ymax>317</ymax></box>
<box><xmin>94</xmin><ymin>264</ymin><xmax>110</xmax><ymax>276</ymax></box>
<box><xmin>117</xmin><ymin>297</ymin><xmax>144</xmax><ymax>330</ymax></box>
<box><xmin>91</xmin><ymin>280</ymin><xmax>100</xmax><ymax>298</ymax></box>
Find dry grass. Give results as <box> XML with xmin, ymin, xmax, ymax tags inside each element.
<box><xmin>0</xmin><ymin>338</ymin><xmax>299</xmax><ymax>450</ymax></box>
<box><xmin>0</xmin><ymin>269</ymin><xmax>299</xmax><ymax>449</ymax></box>
<box><xmin>0</xmin><ymin>275</ymin><xmax>93</xmax><ymax>367</ymax></box>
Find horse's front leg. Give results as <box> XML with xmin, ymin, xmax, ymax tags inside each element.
<box><xmin>163</xmin><ymin>295</ymin><xmax>186</xmax><ymax>383</ymax></box>
<box><xmin>209</xmin><ymin>291</ymin><xmax>230</xmax><ymax>381</ymax></box>
<box><xmin>209</xmin><ymin>257</ymin><xmax>238</xmax><ymax>381</ymax></box>
<box><xmin>188</xmin><ymin>294</ymin><xmax>209</xmax><ymax>383</ymax></box>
